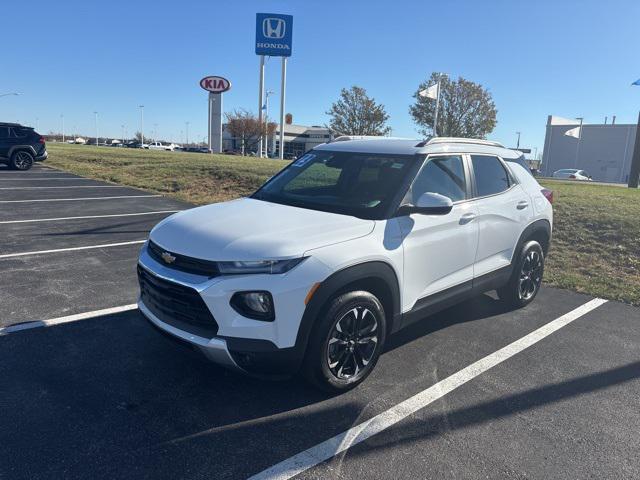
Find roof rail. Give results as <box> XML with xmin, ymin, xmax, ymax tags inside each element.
<box><xmin>332</xmin><ymin>135</ymin><xmax>389</xmax><ymax>142</ymax></box>
<box><xmin>423</xmin><ymin>137</ymin><xmax>505</xmax><ymax>148</ymax></box>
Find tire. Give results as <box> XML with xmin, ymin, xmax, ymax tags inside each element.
<box><xmin>10</xmin><ymin>150</ymin><xmax>34</xmax><ymax>171</ymax></box>
<box><xmin>303</xmin><ymin>290</ymin><xmax>387</xmax><ymax>392</ymax></box>
<box><xmin>497</xmin><ymin>240</ymin><xmax>545</xmax><ymax>308</ymax></box>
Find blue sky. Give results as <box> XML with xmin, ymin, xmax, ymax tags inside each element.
<box><xmin>2</xmin><ymin>0</ymin><xmax>639</xmax><ymax>155</ymax></box>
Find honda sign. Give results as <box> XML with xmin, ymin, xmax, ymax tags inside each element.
<box><xmin>199</xmin><ymin>76</ymin><xmax>231</xmax><ymax>93</ymax></box>
<box><xmin>255</xmin><ymin>13</ymin><xmax>293</xmax><ymax>57</ymax></box>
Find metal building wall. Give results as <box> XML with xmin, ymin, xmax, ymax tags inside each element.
<box><xmin>542</xmin><ymin>117</ymin><xmax>636</xmax><ymax>183</ymax></box>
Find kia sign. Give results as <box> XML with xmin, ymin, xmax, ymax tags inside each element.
<box><xmin>199</xmin><ymin>76</ymin><xmax>231</xmax><ymax>93</ymax></box>
<box><xmin>255</xmin><ymin>13</ymin><xmax>293</xmax><ymax>57</ymax></box>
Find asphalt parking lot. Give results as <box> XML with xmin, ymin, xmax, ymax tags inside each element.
<box><xmin>1</xmin><ymin>163</ymin><xmax>639</xmax><ymax>480</ymax></box>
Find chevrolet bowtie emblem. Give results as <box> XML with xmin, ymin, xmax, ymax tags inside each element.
<box><xmin>161</xmin><ymin>251</ymin><xmax>176</xmax><ymax>264</ymax></box>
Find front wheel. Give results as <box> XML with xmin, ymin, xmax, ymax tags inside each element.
<box><xmin>497</xmin><ymin>240</ymin><xmax>544</xmax><ymax>308</ymax></box>
<box><xmin>303</xmin><ymin>291</ymin><xmax>386</xmax><ymax>392</ymax></box>
<box><xmin>10</xmin><ymin>150</ymin><xmax>34</xmax><ymax>170</ymax></box>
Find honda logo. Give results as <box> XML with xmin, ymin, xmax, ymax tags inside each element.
<box><xmin>263</xmin><ymin>18</ymin><xmax>286</xmax><ymax>39</ymax></box>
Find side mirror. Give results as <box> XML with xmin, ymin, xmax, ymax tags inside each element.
<box><xmin>398</xmin><ymin>192</ymin><xmax>453</xmax><ymax>216</ymax></box>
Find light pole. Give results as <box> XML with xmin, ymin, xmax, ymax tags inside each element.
<box><xmin>263</xmin><ymin>89</ymin><xmax>274</xmax><ymax>156</ymax></box>
<box><xmin>138</xmin><ymin>105</ymin><xmax>144</xmax><ymax>146</ymax></box>
<box><xmin>61</xmin><ymin>114</ymin><xmax>65</xmax><ymax>143</ymax></box>
<box><xmin>35</xmin><ymin>117</ymin><xmax>39</xmax><ymax>131</ymax></box>
<box><xmin>94</xmin><ymin>112</ymin><xmax>99</xmax><ymax>146</ymax></box>
<box><xmin>516</xmin><ymin>131</ymin><xmax>521</xmax><ymax>149</ymax></box>
<box><xmin>121</xmin><ymin>124</ymin><xmax>125</xmax><ymax>143</ymax></box>
<box><xmin>153</xmin><ymin>123</ymin><xmax>158</xmax><ymax>142</ymax></box>
<box><xmin>185</xmin><ymin>121</ymin><xmax>190</xmax><ymax>145</ymax></box>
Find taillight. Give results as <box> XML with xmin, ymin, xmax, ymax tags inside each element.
<box><xmin>39</xmin><ymin>136</ymin><xmax>45</xmax><ymax>144</ymax></box>
<box><xmin>568</xmin><ymin>174</ymin><xmax>576</xmax><ymax>179</ymax></box>
<box><xmin>541</xmin><ymin>188</ymin><xmax>553</xmax><ymax>204</ymax></box>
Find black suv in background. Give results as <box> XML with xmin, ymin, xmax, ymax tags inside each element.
<box><xmin>0</xmin><ymin>123</ymin><xmax>48</xmax><ymax>170</ymax></box>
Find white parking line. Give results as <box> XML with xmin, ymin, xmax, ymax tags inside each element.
<box><xmin>249</xmin><ymin>297</ymin><xmax>608</xmax><ymax>480</ymax></box>
<box><xmin>0</xmin><ymin>194</ymin><xmax>161</xmax><ymax>203</ymax></box>
<box><xmin>0</xmin><ymin>304</ymin><xmax>138</xmax><ymax>336</ymax></box>
<box><xmin>0</xmin><ymin>240</ymin><xmax>146</xmax><ymax>259</ymax></box>
<box><xmin>0</xmin><ymin>185</ymin><xmax>122</xmax><ymax>190</ymax></box>
<box><xmin>0</xmin><ymin>210</ymin><xmax>181</xmax><ymax>224</ymax></box>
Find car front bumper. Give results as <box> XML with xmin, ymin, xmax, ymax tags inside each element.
<box><xmin>136</xmin><ymin>241</ymin><xmax>331</xmax><ymax>375</ymax></box>
<box><xmin>138</xmin><ymin>297</ymin><xmax>242</xmax><ymax>371</ymax></box>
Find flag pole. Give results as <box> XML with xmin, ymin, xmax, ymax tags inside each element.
<box><xmin>574</xmin><ymin>117</ymin><xmax>583</xmax><ymax>168</ymax></box>
<box><xmin>433</xmin><ymin>75</ymin><xmax>441</xmax><ymax>137</ymax></box>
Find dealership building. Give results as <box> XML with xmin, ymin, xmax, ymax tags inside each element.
<box><xmin>542</xmin><ymin>115</ymin><xmax>637</xmax><ymax>183</ymax></box>
<box><xmin>223</xmin><ymin>123</ymin><xmax>332</xmax><ymax>157</ymax></box>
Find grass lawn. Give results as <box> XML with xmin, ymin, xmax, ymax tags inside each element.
<box><xmin>539</xmin><ymin>179</ymin><xmax>640</xmax><ymax>305</ymax></box>
<box><xmin>45</xmin><ymin>143</ymin><xmax>287</xmax><ymax>204</ymax></box>
<box><xmin>46</xmin><ymin>143</ymin><xmax>640</xmax><ymax>305</ymax></box>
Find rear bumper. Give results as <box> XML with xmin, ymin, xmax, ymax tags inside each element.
<box><xmin>35</xmin><ymin>150</ymin><xmax>48</xmax><ymax>161</ymax></box>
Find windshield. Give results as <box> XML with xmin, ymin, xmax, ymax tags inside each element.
<box><xmin>252</xmin><ymin>150</ymin><xmax>416</xmax><ymax>218</ymax></box>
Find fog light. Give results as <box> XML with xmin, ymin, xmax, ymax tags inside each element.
<box><xmin>230</xmin><ymin>291</ymin><xmax>275</xmax><ymax>321</ymax></box>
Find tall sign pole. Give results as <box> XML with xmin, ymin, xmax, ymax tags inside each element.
<box><xmin>200</xmin><ymin>76</ymin><xmax>231</xmax><ymax>154</ymax></box>
<box><xmin>279</xmin><ymin>57</ymin><xmax>287</xmax><ymax>160</ymax></box>
<box><xmin>255</xmin><ymin>13</ymin><xmax>293</xmax><ymax>160</ymax></box>
<box><xmin>258</xmin><ymin>56</ymin><xmax>265</xmax><ymax>157</ymax></box>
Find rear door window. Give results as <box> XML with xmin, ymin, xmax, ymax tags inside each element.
<box><xmin>471</xmin><ymin>155</ymin><xmax>511</xmax><ymax>197</ymax></box>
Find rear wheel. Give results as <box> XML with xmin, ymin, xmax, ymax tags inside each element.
<box><xmin>10</xmin><ymin>150</ymin><xmax>34</xmax><ymax>170</ymax></box>
<box><xmin>497</xmin><ymin>240</ymin><xmax>544</xmax><ymax>308</ymax></box>
<box><xmin>303</xmin><ymin>291</ymin><xmax>386</xmax><ymax>392</ymax></box>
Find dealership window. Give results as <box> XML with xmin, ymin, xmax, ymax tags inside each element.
<box><xmin>471</xmin><ymin>155</ymin><xmax>511</xmax><ymax>197</ymax></box>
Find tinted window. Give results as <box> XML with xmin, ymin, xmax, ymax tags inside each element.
<box><xmin>254</xmin><ymin>151</ymin><xmax>415</xmax><ymax>219</ymax></box>
<box><xmin>0</xmin><ymin>127</ymin><xmax>9</xmax><ymax>139</ymax></box>
<box><xmin>471</xmin><ymin>155</ymin><xmax>510</xmax><ymax>197</ymax></box>
<box><xmin>411</xmin><ymin>155</ymin><xmax>466</xmax><ymax>203</ymax></box>
<box><xmin>506</xmin><ymin>155</ymin><xmax>533</xmax><ymax>177</ymax></box>
<box><xmin>8</xmin><ymin>127</ymin><xmax>28</xmax><ymax>138</ymax></box>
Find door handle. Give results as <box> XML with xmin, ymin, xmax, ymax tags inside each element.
<box><xmin>517</xmin><ymin>200</ymin><xmax>529</xmax><ymax>210</ymax></box>
<box><xmin>459</xmin><ymin>212</ymin><xmax>476</xmax><ymax>224</ymax></box>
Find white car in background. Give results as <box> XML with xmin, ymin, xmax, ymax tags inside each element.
<box><xmin>137</xmin><ymin>137</ymin><xmax>553</xmax><ymax>391</ymax></box>
<box><xmin>552</xmin><ymin>168</ymin><xmax>592</xmax><ymax>181</ymax></box>
<box><xmin>146</xmin><ymin>141</ymin><xmax>179</xmax><ymax>151</ymax></box>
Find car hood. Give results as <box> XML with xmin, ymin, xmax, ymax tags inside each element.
<box><xmin>149</xmin><ymin>198</ymin><xmax>375</xmax><ymax>261</ymax></box>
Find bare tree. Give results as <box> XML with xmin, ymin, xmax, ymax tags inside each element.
<box><xmin>326</xmin><ymin>86</ymin><xmax>391</xmax><ymax>136</ymax></box>
<box><xmin>410</xmin><ymin>74</ymin><xmax>497</xmax><ymax>138</ymax></box>
<box><xmin>225</xmin><ymin>109</ymin><xmax>276</xmax><ymax>155</ymax></box>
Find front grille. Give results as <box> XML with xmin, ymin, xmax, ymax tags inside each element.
<box><xmin>138</xmin><ymin>265</ymin><xmax>218</xmax><ymax>337</ymax></box>
<box><xmin>147</xmin><ymin>240</ymin><xmax>219</xmax><ymax>277</ymax></box>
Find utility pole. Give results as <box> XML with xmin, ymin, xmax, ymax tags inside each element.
<box><xmin>61</xmin><ymin>114</ymin><xmax>65</xmax><ymax>143</ymax></box>
<box><xmin>628</xmin><ymin>111</ymin><xmax>640</xmax><ymax>188</ymax></box>
<box><xmin>516</xmin><ymin>131</ymin><xmax>521</xmax><ymax>149</ymax></box>
<box><xmin>185</xmin><ymin>121</ymin><xmax>190</xmax><ymax>145</ymax></box>
<box><xmin>121</xmin><ymin>124</ymin><xmax>125</xmax><ymax>143</ymax></box>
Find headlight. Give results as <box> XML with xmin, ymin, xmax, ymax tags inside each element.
<box><xmin>217</xmin><ymin>258</ymin><xmax>306</xmax><ymax>275</ymax></box>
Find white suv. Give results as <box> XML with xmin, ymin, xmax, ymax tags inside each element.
<box><xmin>137</xmin><ymin>137</ymin><xmax>553</xmax><ymax>391</ymax></box>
